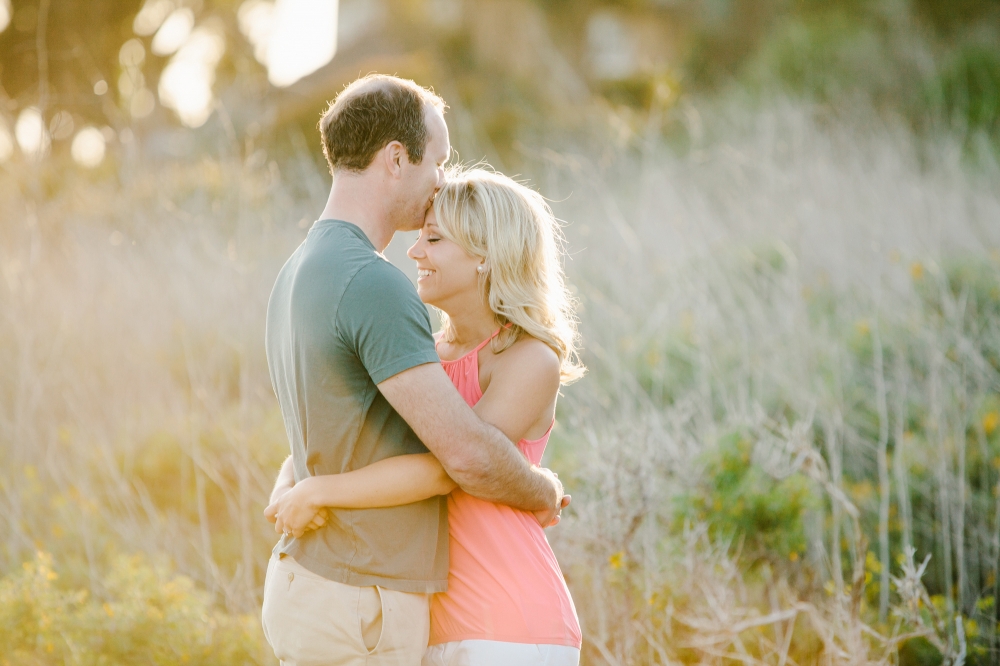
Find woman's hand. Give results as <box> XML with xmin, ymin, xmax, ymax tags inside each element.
<box><xmin>264</xmin><ymin>477</ymin><xmax>328</xmax><ymax>538</ymax></box>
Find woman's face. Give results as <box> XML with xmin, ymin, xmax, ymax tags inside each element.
<box><xmin>407</xmin><ymin>208</ymin><xmax>483</xmax><ymax>309</ymax></box>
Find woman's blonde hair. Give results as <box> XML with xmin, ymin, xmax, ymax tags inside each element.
<box><xmin>432</xmin><ymin>167</ymin><xmax>585</xmax><ymax>384</ymax></box>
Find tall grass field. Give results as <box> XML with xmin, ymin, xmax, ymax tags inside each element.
<box><xmin>1</xmin><ymin>94</ymin><xmax>999</xmax><ymax>665</ymax></box>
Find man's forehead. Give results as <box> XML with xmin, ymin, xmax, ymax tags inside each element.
<box><xmin>425</xmin><ymin>109</ymin><xmax>450</xmax><ymax>149</ymax></box>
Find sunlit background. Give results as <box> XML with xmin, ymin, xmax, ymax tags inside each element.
<box><xmin>1</xmin><ymin>1</ymin><xmax>999</xmax><ymax>664</ymax></box>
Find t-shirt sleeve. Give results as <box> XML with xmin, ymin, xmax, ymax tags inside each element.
<box><xmin>336</xmin><ymin>260</ymin><xmax>440</xmax><ymax>385</ymax></box>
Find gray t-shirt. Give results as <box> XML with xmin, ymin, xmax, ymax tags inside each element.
<box><xmin>265</xmin><ymin>219</ymin><xmax>447</xmax><ymax>593</ymax></box>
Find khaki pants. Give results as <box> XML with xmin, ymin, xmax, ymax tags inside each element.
<box><xmin>262</xmin><ymin>555</ymin><xmax>430</xmax><ymax>666</ymax></box>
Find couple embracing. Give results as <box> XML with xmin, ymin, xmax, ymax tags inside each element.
<box><xmin>261</xmin><ymin>74</ymin><xmax>584</xmax><ymax>666</ymax></box>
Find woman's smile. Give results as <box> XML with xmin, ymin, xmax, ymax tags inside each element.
<box><xmin>407</xmin><ymin>208</ymin><xmax>484</xmax><ymax>310</ymax></box>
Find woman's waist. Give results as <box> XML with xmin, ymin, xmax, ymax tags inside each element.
<box><xmin>440</xmin><ymin>523</ymin><xmax>573</xmax><ymax>616</ymax></box>
<box><xmin>435</xmin><ymin>558</ymin><xmax>575</xmax><ymax>608</ymax></box>
<box><xmin>430</xmin><ymin>572</ymin><xmax>580</xmax><ymax>646</ymax></box>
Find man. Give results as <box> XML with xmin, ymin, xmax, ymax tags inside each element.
<box><xmin>260</xmin><ymin>74</ymin><xmax>565</xmax><ymax>665</ymax></box>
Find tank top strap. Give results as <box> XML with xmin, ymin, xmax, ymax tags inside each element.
<box><xmin>471</xmin><ymin>331</ymin><xmax>499</xmax><ymax>354</ymax></box>
<box><xmin>472</xmin><ymin>323</ymin><xmax>512</xmax><ymax>354</ymax></box>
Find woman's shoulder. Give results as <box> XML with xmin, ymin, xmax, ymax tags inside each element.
<box><xmin>506</xmin><ymin>333</ymin><xmax>558</xmax><ymax>359</ymax></box>
<box><xmin>492</xmin><ymin>334</ymin><xmax>561</xmax><ymax>387</ymax></box>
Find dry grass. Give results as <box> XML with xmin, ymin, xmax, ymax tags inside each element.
<box><xmin>1</xmin><ymin>97</ymin><xmax>998</xmax><ymax>664</ymax></box>
<box><xmin>538</xmin><ymin>98</ymin><xmax>999</xmax><ymax>664</ymax></box>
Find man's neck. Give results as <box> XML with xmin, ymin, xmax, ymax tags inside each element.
<box><xmin>318</xmin><ymin>172</ymin><xmax>395</xmax><ymax>252</ymax></box>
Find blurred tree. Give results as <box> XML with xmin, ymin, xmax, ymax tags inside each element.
<box><xmin>1</xmin><ymin>0</ymin><xmax>998</xmax><ymax>165</ymax></box>
<box><xmin>915</xmin><ymin>0</ymin><xmax>1000</xmax><ymax>33</ymax></box>
<box><xmin>0</xmin><ymin>0</ymin><xmax>144</xmax><ymax>118</ymax></box>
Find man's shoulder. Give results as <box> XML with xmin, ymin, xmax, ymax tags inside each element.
<box><xmin>292</xmin><ymin>227</ymin><xmax>387</xmax><ymax>299</ymax></box>
<box><xmin>304</xmin><ymin>222</ymin><xmax>379</xmax><ymax>267</ymax></box>
<box><xmin>344</xmin><ymin>253</ymin><xmax>419</xmax><ymax>299</ymax></box>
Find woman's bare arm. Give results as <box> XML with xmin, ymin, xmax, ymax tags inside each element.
<box><xmin>269</xmin><ymin>456</ymin><xmax>295</xmax><ymax>504</ymax></box>
<box><xmin>266</xmin><ymin>453</ymin><xmax>456</xmax><ymax>537</ymax></box>
<box><xmin>473</xmin><ymin>338</ymin><xmax>561</xmax><ymax>444</ymax></box>
<box><xmin>302</xmin><ymin>453</ymin><xmax>455</xmax><ymax>508</ymax></box>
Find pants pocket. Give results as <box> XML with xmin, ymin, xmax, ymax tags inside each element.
<box><xmin>260</xmin><ymin>556</ymin><xmax>276</xmax><ymax>648</ymax></box>
<box><xmin>262</xmin><ymin>556</ymin><xmax>367</xmax><ymax>665</ymax></box>
<box><xmin>359</xmin><ymin>585</ymin><xmax>384</xmax><ymax>653</ymax></box>
<box><xmin>368</xmin><ymin>588</ymin><xmax>430</xmax><ymax>664</ymax></box>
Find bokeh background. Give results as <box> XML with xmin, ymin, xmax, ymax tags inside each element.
<box><xmin>1</xmin><ymin>0</ymin><xmax>1000</xmax><ymax>664</ymax></box>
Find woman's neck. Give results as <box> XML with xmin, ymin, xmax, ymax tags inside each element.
<box><xmin>442</xmin><ymin>300</ymin><xmax>497</xmax><ymax>350</ymax></box>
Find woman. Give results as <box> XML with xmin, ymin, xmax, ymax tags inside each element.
<box><xmin>267</xmin><ymin>167</ymin><xmax>585</xmax><ymax>666</ymax></box>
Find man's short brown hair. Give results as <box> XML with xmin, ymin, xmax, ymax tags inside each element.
<box><xmin>319</xmin><ymin>74</ymin><xmax>446</xmax><ymax>174</ymax></box>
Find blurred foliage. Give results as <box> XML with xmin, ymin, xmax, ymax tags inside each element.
<box><xmin>0</xmin><ymin>552</ymin><xmax>264</xmax><ymax>665</ymax></box>
<box><xmin>929</xmin><ymin>43</ymin><xmax>1000</xmax><ymax>133</ymax></box>
<box><xmin>675</xmin><ymin>431</ymin><xmax>819</xmax><ymax>564</ymax></box>
<box><xmin>2</xmin><ymin>0</ymin><xmax>1000</xmax><ymax>664</ymax></box>
<box><xmin>898</xmin><ymin>635</ymin><xmax>944</xmax><ymax>666</ymax></box>
<box><xmin>2</xmin><ymin>0</ymin><xmax>999</xmax><ymax>169</ymax></box>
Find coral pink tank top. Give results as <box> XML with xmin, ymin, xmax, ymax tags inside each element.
<box><xmin>429</xmin><ymin>330</ymin><xmax>582</xmax><ymax>648</ymax></box>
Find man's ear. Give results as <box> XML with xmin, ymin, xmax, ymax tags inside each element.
<box><xmin>383</xmin><ymin>141</ymin><xmax>405</xmax><ymax>179</ymax></box>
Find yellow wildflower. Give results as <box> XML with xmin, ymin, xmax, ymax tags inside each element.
<box><xmin>983</xmin><ymin>412</ymin><xmax>999</xmax><ymax>436</ymax></box>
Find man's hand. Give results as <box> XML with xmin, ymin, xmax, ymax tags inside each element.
<box><xmin>264</xmin><ymin>477</ymin><xmax>328</xmax><ymax>538</ymax></box>
<box><xmin>529</xmin><ymin>467</ymin><xmax>567</xmax><ymax>528</ymax></box>
<box><xmin>534</xmin><ymin>494</ymin><xmax>571</xmax><ymax>528</ymax></box>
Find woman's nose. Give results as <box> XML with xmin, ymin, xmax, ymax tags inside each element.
<box><xmin>406</xmin><ymin>240</ymin><xmax>422</xmax><ymax>260</ymax></box>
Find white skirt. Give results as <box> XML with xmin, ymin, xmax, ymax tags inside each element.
<box><xmin>423</xmin><ymin>640</ymin><xmax>580</xmax><ymax>666</ymax></box>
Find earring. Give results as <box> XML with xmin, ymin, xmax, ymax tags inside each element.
<box><xmin>477</xmin><ymin>265</ymin><xmax>485</xmax><ymax>273</ymax></box>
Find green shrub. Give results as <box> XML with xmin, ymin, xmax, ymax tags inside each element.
<box><xmin>0</xmin><ymin>552</ymin><xmax>265</xmax><ymax>666</ymax></box>
<box><xmin>675</xmin><ymin>432</ymin><xmax>820</xmax><ymax>564</ymax></box>
<box><xmin>928</xmin><ymin>43</ymin><xmax>1000</xmax><ymax>133</ymax></box>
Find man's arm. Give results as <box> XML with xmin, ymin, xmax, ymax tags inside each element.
<box><xmin>377</xmin><ymin>362</ymin><xmax>561</xmax><ymax>512</ymax></box>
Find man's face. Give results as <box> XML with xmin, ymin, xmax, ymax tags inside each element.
<box><xmin>396</xmin><ymin>106</ymin><xmax>450</xmax><ymax>232</ymax></box>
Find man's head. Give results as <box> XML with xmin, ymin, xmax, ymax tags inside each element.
<box><xmin>320</xmin><ymin>74</ymin><xmax>450</xmax><ymax>232</ymax></box>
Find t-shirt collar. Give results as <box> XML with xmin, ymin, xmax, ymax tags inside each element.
<box><xmin>312</xmin><ymin>219</ymin><xmax>377</xmax><ymax>251</ymax></box>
